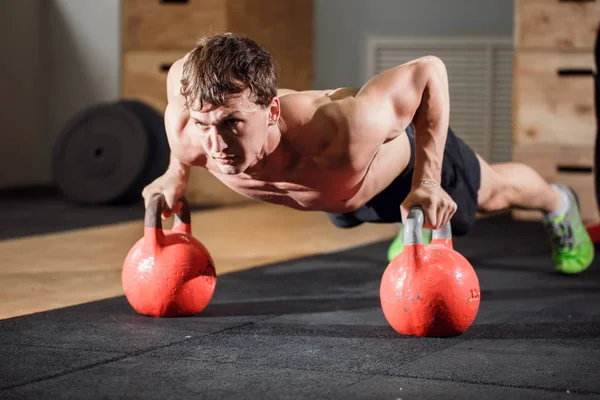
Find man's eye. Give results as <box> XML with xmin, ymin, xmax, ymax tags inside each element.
<box><xmin>226</xmin><ymin>119</ymin><xmax>239</xmax><ymax>126</ymax></box>
<box><xmin>194</xmin><ymin>121</ymin><xmax>209</xmax><ymax>131</ymax></box>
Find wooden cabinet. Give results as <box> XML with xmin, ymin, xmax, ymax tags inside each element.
<box><xmin>120</xmin><ymin>0</ymin><xmax>314</xmax><ymax>207</ymax></box>
<box><xmin>121</xmin><ymin>0</ymin><xmax>227</xmax><ymax>51</ymax></box>
<box><xmin>515</xmin><ymin>0</ymin><xmax>600</xmax><ymax>50</ymax></box>
<box><xmin>514</xmin><ymin>52</ymin><xmax>596</xmax><ymax>148</ymax></box>
<box><xmin>121</xmin><ymin>50</ymin><xmax>186</xmax><ymax>114</ymax></box>
<box><xmin>512</xmin><ymin>0</ymin><xmax>599</xmax><ymax>222</ymax></box>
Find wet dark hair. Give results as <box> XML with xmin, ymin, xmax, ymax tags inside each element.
<box><xmin>180</xmin><ymin>32</ymin><xmax>278</xmax><ymax>111</ymax></box>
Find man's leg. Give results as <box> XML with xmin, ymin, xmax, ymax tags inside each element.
<box><xmin>476</xmin><ymin>155</ymin><xmax>594</xmax><ymax>274</ymax></box>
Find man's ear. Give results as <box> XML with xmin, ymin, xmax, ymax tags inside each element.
<box><xmin>268</xmin><ymin>97</ymin><xmax>280</xmax><ymax>126</ymax></box>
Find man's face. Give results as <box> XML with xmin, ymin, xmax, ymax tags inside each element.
<box><xmin>189</xmin><ymin>93</ymin><xmax>275</xmax><ymax>175</ymax></box>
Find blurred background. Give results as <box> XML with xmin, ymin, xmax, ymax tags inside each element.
<box><xmin>2</xmin><ymin>2</ymin><xmax>599</xmax><ymax>394</ymax></box>
<box><xmin>0</xmin><ymin>0</ymin><xmax>597</xmax><ymax>239</ymax></box>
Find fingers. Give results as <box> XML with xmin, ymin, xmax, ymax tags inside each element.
<box><xmin>142</xmin><ymin>186</ymin><xmax>151</xmax><ymax>209</ymax></box>
<box><xmin>400</xmin><ymin>202</ymin><xmax>426</xmax><ymax>225</ymax></box>
<box><xmin>432</xmin><ymin>197</ymin><xmax>456</xmax><ymax>229</ymax></box>
<box><xmin>446</xmin><ymin>200</ymin><xmax>457</xmax><ymax>227</ymax></box>
<box><xmin>160</xmin><ymin>190</ymin><xmax>174</xmax><ymax>220</ymax></box>
<box><xmin>401</xmin><ymin>187</ymin><xmax>458</xmax><ymax>230</ymax></box>
<box><xmin>400</xmin><ymin>203</ymin><xmax>410</xmax><ymax>225</ymax></box>
<box><xmin>173</xmin><ymin>201</ymin><xmax>183</xmax><ymax>214</ymax></box>
<box><xmin>436</xmin><ymin>198</ymin><xmax>457</xmax><ymax>229</ymax></box>
<box><xmin>438</xmin><ymin>206</ymin><xmax>450</xmax><ymax>229</ymax></box>
<box><xmin>142</xmin><ymin>173</ymin><xmax>187</xmax><ymax>220</ymax></box>
<box><xmin>142</xmin><ymin>184</ymin><xmax>164</xmax><ymax>209</ymax></box>
<box><xmin>402</xmin><ymin>201</ymin><xmax>437</xmax><ymax>229</ymax></box>
<box><xmin>424</xmin><ymin>205</ymin><xmax>437</xmax><ymax>230</ymax></box>
<box><xmin>161</xmin><ymin>201</ymin><xmax>183</xmax><ymax>220</ymax></box>
<box><xmin>161</xmin><ymin>189</ymin><xmax>186</xmax><ymax>220</ymax></box>
<box><xmin>435</xmin><ymin>205</ymin><xmax>445</xmax><ymax>230</ymax></box>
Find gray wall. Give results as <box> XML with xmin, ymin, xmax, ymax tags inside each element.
<box><xmin>44</xmin><ymin>0</ymin><xmax>121</xmax><ymax>157</ymax></box>
<box><xmin>0</xmin><ymin>0</ymin><xmax>120</xmax><ymax>189</ymax></box>
<box><xmin>0</xmin><ymin>0</ymin><xmax>46</xmax><ymax>187</ymax></box>
<box><xmin>315</xmin><ymin>0</ymin><xmax>514</xmax><ymax>89</ymax></box>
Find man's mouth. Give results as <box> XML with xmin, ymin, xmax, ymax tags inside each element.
<box><xmin>215</xmin><ymin>156</ymin><xmax>237</xmax><ymax>165</ymax></box>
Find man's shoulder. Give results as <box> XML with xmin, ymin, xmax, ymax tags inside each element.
<box><xmin>278</xmin><ymin>89</ymin><xmax>377</xmax><ymax>158</ymax></box>
<box><xmin>168</xmin><ymin>55</ymin><xmax>189</xmax><ymax>81</ymax></box>
<box><xmin>282</xmin><ymin>97</ymin><xmax>372</xmax><ymax>169</ymax></box>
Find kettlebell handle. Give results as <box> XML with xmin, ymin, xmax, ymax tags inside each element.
<box><xmin>403</xmin><ymin>207</ymin><xmax>452</xmax><ymax>245</ymax></box>
<box><xmin>145</xmin><ymin>193</ymin><xmax>192</xmax><ymax>235</ymax></box>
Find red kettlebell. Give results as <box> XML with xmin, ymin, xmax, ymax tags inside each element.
<box><xmin>380</xmin><ymin>207</ymin><xmax>480</xmax><ymax>337</ymax></box>
<box><xmin>122</xmin><ymin>193</ymin><xmax>217</xmax><ymax>317</ymax></box>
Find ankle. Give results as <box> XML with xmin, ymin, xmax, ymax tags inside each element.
<box><xmin>544</xmin><ymin>186</ymin><xmax>568</xmax><ymax>218</ymax></box>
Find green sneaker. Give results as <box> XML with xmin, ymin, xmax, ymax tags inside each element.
<box><xmin>387</xmin><ymin>224</ymin><xmax>432</xmax><ymax>262</ymax></box>
<box><xmin>544</xmin><ymin>184</ymin><xmax>595</xmax><ymax>274</ymax></box>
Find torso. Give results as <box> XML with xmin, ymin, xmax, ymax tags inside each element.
<box><xmin>203</xmin><ymin>88</ymin><xmax>412</xmax><ymax>213</ymax></box>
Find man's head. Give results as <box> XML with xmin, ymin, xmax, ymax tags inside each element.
<box><xmin>180</xmin><ymin>33</ymin><xmax>280</xmax><ymax>174</ymax></box>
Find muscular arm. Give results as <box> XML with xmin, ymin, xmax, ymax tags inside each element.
<box><xmin>141</xmin><ymin>56</ymin><xmax>193</xmax><ymax>211</ymax></box>
<box><xmin>355</xmin><ymin>56</ymin><xmax>450</xmax><ymax>185</ymax></box>
<box><xmin>163</xmin><ymin>56</ymin><xmax>192</xmax><ymax>179</ymax></box>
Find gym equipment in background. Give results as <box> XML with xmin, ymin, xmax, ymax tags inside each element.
<box><xmin>52</xmin><ymin>99</ymin><xmax>169</xmax><ymax>205</ymax></box>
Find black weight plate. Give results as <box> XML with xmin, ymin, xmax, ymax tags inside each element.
<box><xmin>117</xmin><ymin>99</ymin><xmax>170</xmax><ymax>203</ymax></box>
<box><xmin>52</xmin><ymin>102</ymin><xmax>150</xmax><ymax>205</ymax></box>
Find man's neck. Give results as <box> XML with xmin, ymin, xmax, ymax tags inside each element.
<box><xmin>245</xmin><ymin>121</ymin><xmax>296</xmax><ymax>178</ymax></box>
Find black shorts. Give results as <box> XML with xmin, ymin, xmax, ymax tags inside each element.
<box><xmin>327</xmin><ymin>124</ymin><xmax>481</xmax><ymax>236</ymax></box>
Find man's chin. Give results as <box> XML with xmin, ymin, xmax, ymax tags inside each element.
<box><xmin>217</xmin><ymin>164</ymin><xmax>245</xmax><ymax>175</ymax></box>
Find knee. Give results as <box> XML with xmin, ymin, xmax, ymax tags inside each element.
<box><xmin>479</xmin><ymin>191</ymin><xmax>511</xmax><ymax>214</ymax></box>
<box><xmin>478</xmin><ymin>166</ymin><xmax>513</xmax><ymax>213</ymax></box>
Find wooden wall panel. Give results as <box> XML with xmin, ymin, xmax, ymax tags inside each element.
<box><xmin>515</xmin><ymin>0</ymin><xmax>600</xmax><ymax>50</ymax></box>
<box><xmin>226</xmin><ymin>0</ymin><xmax>314</xmax><ymax>90</ymax></box>
<box><xmin>513</xmin><ymin>51</ymin><xmax>596</xmax><ymax>148</ymax></box>
<box><xmin>121</xmin><ymin>50</ymin><xmax>186</xmax><ymax>113</ymax></box>
<box><xmin>121</xmin><ymin>0</ymin><xmax>227</xmax><ymax>51</ymax></box>
<box><xmin>513</xmin><ymin>0</ymin><xmax>599</xmax><ymax>223</ymax></box>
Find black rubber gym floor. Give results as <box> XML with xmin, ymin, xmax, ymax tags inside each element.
<box><xmin>1</xmin><ymin>213</ymin><xmax>599</xmax><ymax>399</ymax></box>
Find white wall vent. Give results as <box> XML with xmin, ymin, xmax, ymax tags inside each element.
<box><xmin>366</xmin><ymin>37</ymin><xmax>513</xmax><ymax>163</ymax></box>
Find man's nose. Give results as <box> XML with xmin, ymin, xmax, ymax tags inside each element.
<box><xmin>209</xmin><ymin>129</ymin><xmax>228</xmax><ymax>154</ymax></box>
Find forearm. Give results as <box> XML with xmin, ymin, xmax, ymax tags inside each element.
<box><xmin>167</xmin><ymin>153</ymin><xmax>191</xmax><ymax>179</ymax></box>
<box><xmin>411</xmin><ymin>59</ymin><xmax>450</xmax><ymax>186</ymax></box>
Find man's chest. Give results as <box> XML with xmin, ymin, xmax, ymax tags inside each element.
<box><xmin>215</xmin><ymin>160</ymin><xmax>363</xmax><ymax>210</ymax></box>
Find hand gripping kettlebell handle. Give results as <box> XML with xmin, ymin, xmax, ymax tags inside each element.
<box><xmin>403</xmin><ymin>206</ymin><xmax>452</xmax><ymax>245</ymax></box>
<box><xmin>145</xmin><ymin>193</ymin><xmax>192</xmax><ymax>235</ymax></box>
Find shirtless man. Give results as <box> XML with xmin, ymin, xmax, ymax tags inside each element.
<box><xmin>142</xmin><ymin>32</ymin><xmax>594</xmax><ymax>274</ymax></box>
